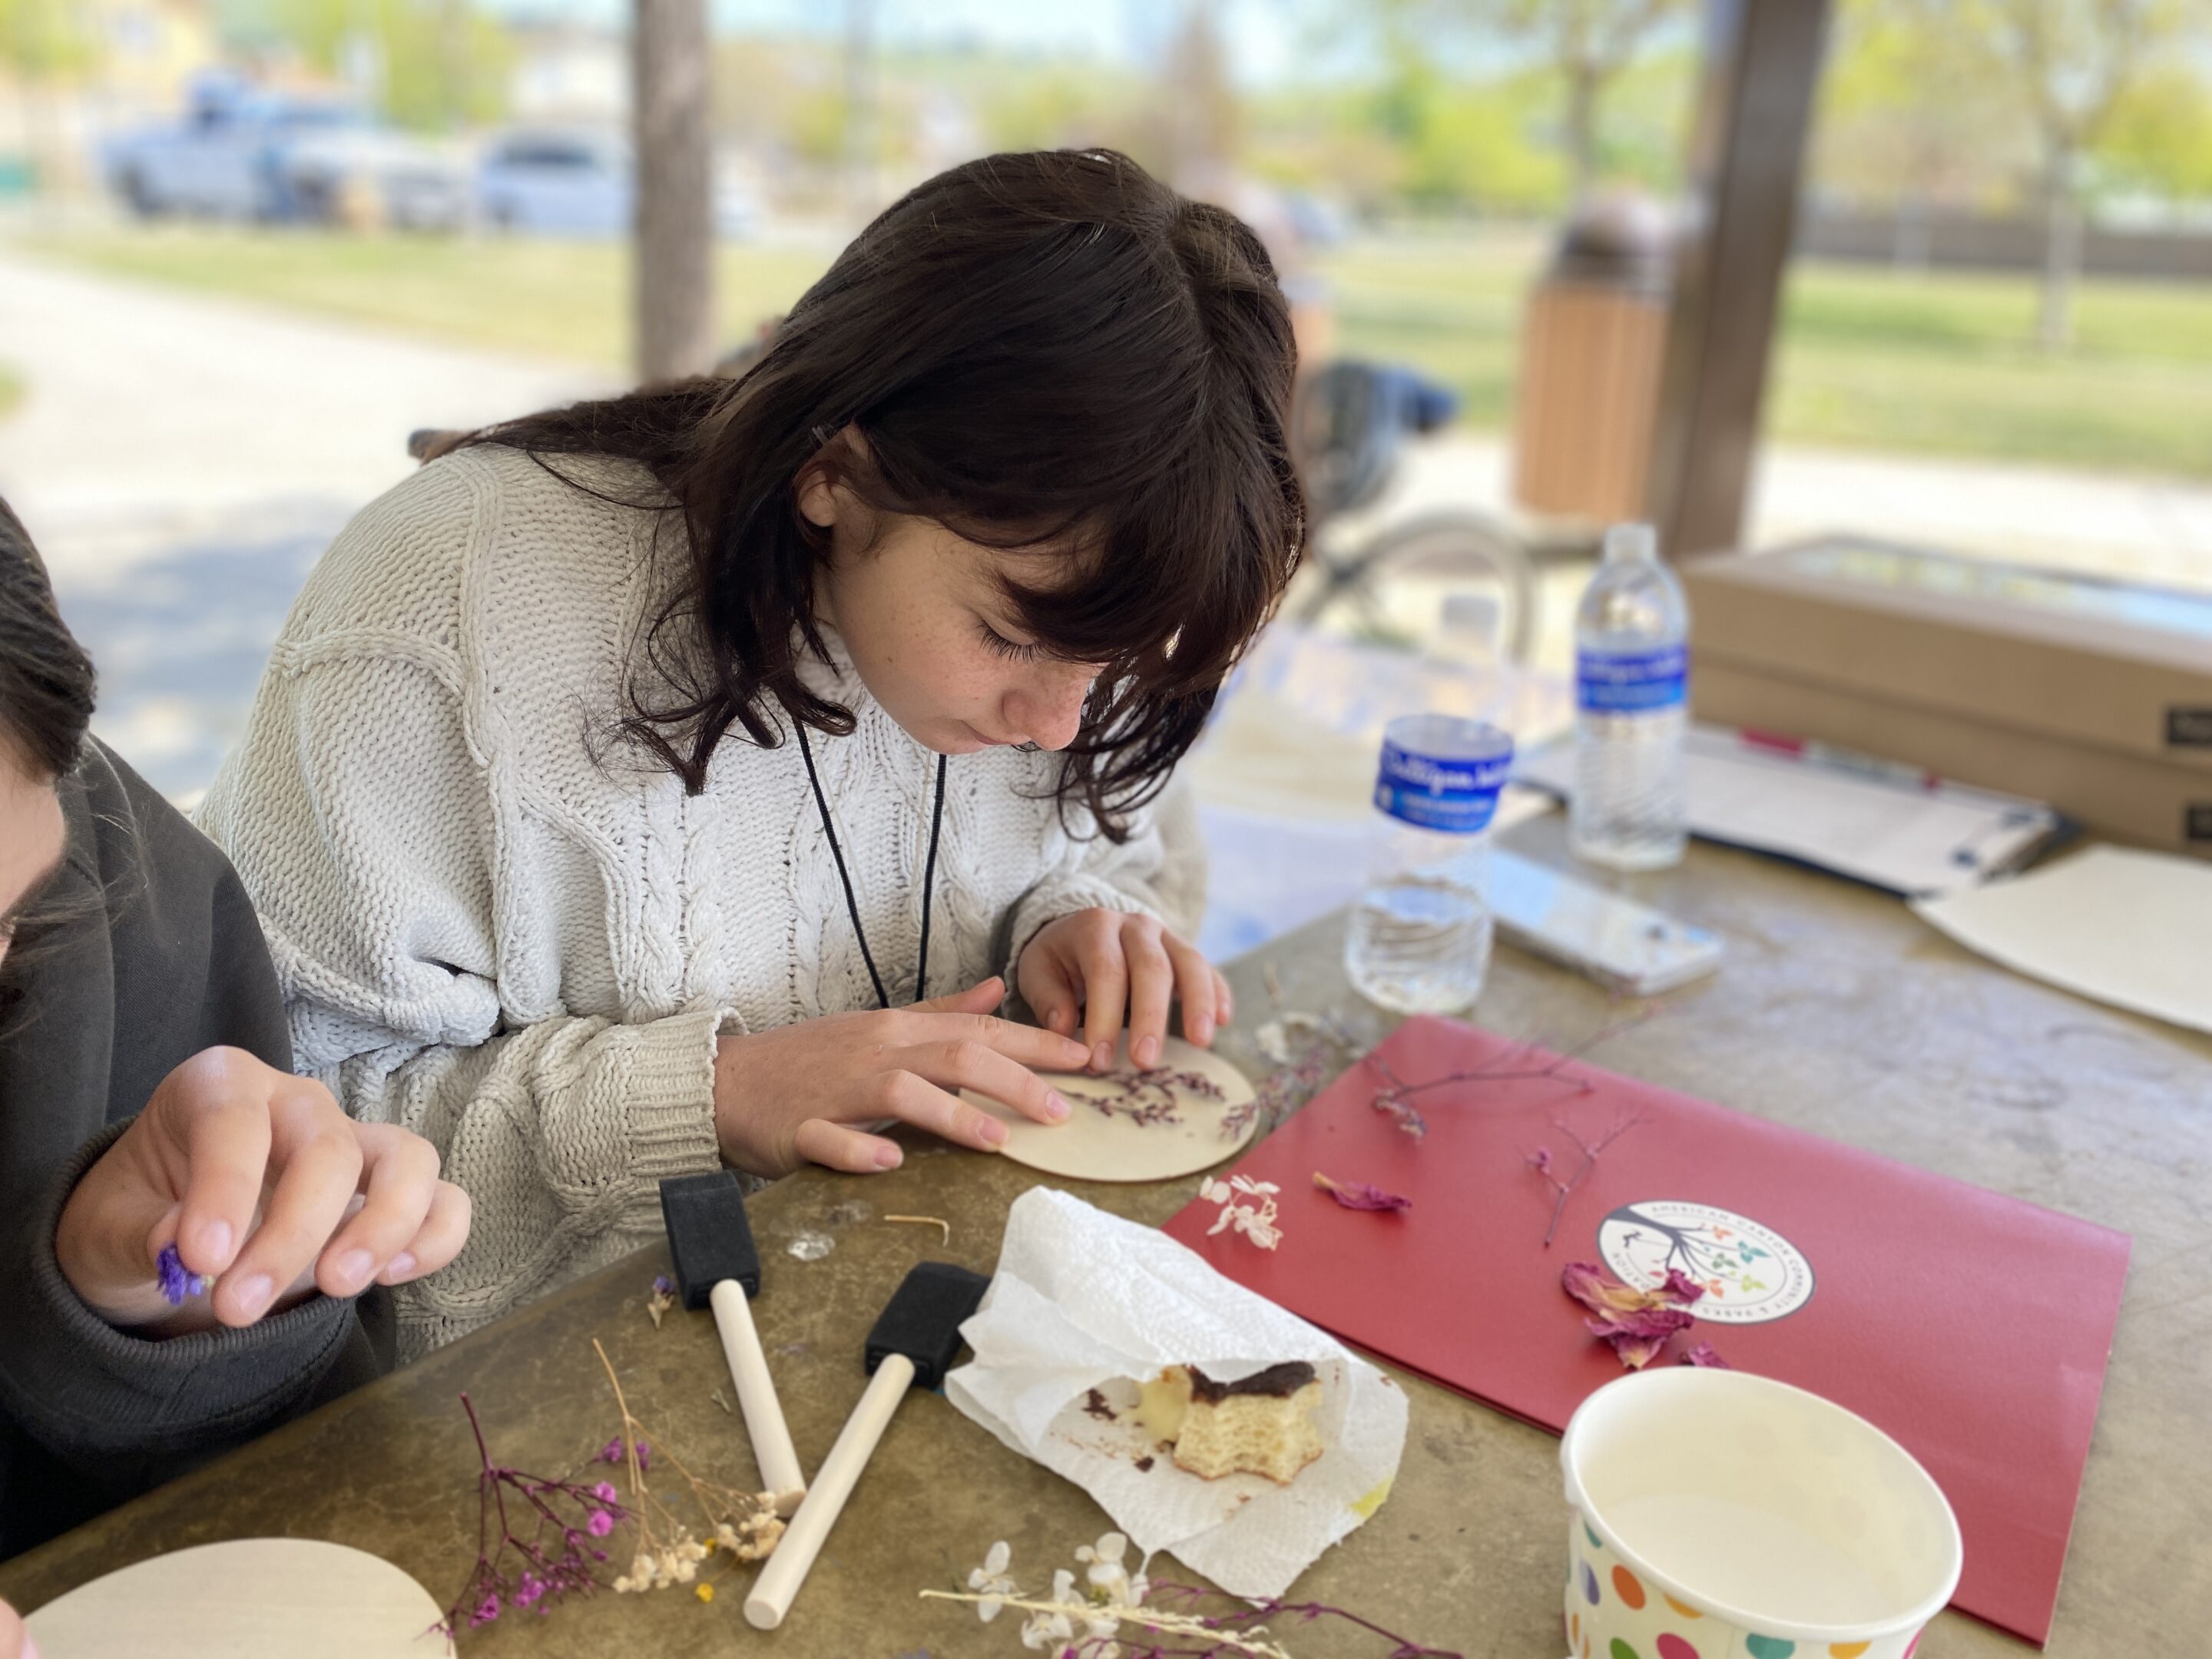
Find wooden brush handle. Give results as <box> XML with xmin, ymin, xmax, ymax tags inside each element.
<box><xmin>710</xmin><ymin>1278</ymin><xmax>807</xmax><ymax>1514</ymax></box>
<box><xmin>743</xmin><ymin>1353</ymin><xmax>915</xmax><ymax>1631</ymax></box>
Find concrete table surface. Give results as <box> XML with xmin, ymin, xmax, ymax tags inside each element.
<box><xmin>5</xmin><ymin>819</ymin><xmax>2207</xmax><ymax>1656</ymax></box>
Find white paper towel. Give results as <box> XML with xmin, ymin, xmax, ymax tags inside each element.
<box><xmin>945</xmin><ymin>1187</ymin><xmax>1408</xmax><ymax>1599</ymax></box>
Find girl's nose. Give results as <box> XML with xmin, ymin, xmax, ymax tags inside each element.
<box><xmin>1008</xmin><ymin>664</ymin><xmax>1096</xmax><ymax>752</ymax></box>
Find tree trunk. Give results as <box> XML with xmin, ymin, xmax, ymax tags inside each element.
<box><xmin>1564</xmin><ymin>65</ymin><xmax>1600</xmax><ymax>207</ymax></box>
<box><xmin>2037</xmin><ymin>142</ymin><xmax>2081</xmax><ymax>353</ymax></box>
<box><xmin>632</xmin><ymin>0</ymin><xmax>717</xmax><ymax>384</ymax></box>
<box><xmin>843</xmin><ymin>0</ymin><xmax>878</xmax><ymax>220</ymax></box>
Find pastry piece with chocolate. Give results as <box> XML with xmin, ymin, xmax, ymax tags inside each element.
<box><xmin>1134</xmin><ymin>1362</ymin><xmax>1323</xmax><ymax>1485</ymax></box>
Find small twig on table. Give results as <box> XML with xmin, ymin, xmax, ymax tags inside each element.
<box><xmin>885</xmin><ymin>1214</ymin><xmax>952</xmax><ymax>1245</ymax></box>
<box><xmin>1526</xmin><ymin>1111</ymin><xmax>1646</xmax><ymax>1247</ymax></box>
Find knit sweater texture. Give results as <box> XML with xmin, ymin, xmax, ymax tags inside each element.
<box><xmin>199</xmin><ymin>445</ymin><xmax>1197</xmax><ymax>1361</ymax></box>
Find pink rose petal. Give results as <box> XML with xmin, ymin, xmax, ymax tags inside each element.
<box><xmin>1313</xmin><ymin>1172</ymin><xmax>1412</xmax><ymax>1212</ymax></box>
<box><xmin>1681</xmin><ymin>1342</ymin><xmax>1730</xmax><ymax>1369</ymax></box>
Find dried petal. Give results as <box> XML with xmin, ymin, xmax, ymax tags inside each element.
<box><xmin>1656</xmin><ymin>1268</ymin><xmax>1706</xmax><ymax>1306</ymax></box>
<box><xmin>1313</xmin><ymin>1172</ymin><xmax>1412</xmax><ymax>1211</ymax></box>
<box><xmin>1561</xmin><ymin>1261</ymin><xmax>1663</xmax><ymax>1316</ymax></box>
<box><xmin>1681</xmin><ymin>1342</ymin><xmax>1731</xmax><ymax>1369</ymax></box>
<box><xmin>1603</xmin><ymin>1326</ymin><xmax>1677</xmax><ymax>1369</ymax></box>
<box><xmin>1584</xmin><ymin>1305</ymin><xmax>1698</xmax><ymax>1343</ymax></box>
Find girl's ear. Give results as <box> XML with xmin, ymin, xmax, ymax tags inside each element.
<box><xmin>794</xmin><ymin>425</ymin><xmax>871</xmax><ymax>531</ymax></box>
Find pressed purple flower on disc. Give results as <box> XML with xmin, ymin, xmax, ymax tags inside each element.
<box><xmin>1311</xmin><ymin>1172</ymin><xmax>1412</xmax><ymax>1212</ymax></box>
<box><xmin>154</xmin><ymin>1243</ymin><xmax>207</xmax><ymax>1306</ymax></box>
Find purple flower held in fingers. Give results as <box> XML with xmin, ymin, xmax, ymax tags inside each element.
<box><xmin>155</xmin><ymin>1243</ymin><xmax>207</xmax><ymax>1306</ymax></box>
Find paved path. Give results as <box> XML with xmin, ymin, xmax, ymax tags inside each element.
<box><xmin>0</xmin><ymin>247</ymin><xmax>613</xmax><ymax>797</ymax></box>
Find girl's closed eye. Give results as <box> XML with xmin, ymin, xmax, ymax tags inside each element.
<box><xmin>976</xmin><ymin>618</ymin><xmax>1043</xmax><ymax>663</ymax></box>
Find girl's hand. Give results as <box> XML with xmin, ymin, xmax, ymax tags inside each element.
<box><xmin>1018</xmin><ymin>909</ymin><xmax>1233</xmax><ymax>1073</ymax></box>
<box><xmin>712</xmin><ymin>977</ymin><xmax>1090</xmax><ymax>1177</ymax></box>
<box><xmin>52</xmin><ymin>1047</ymin><xmax>472</xmax><ymax>1333</ymax></box>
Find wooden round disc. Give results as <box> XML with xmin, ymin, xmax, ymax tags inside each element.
<box><xmin>24</xmin><ymin>1538</ymin><xmax>450</xmax><ymax>1657</ymax></box>
<box><xmin>962</xmin><ymin>1033</ymin><xmax>1258</xmax><ymax>1183</ymax></box>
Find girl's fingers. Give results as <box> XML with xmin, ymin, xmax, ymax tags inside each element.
<box><xmin>1165</xmin><ymin>935</ymin><xmax>1220</xmax><ymax>1048</ymax></box>
<box><xmin>793</xmin><ymin>1117</ymin><xmax>903</xmax><ymax>1174</ymax></box>
<box><xmin>316</xmin><ymin>1122</ymin><xmax>441</xmax><ymax>1298</ymax></box>
<box><xmin>1214</xmin><ymin>969</ymin><xmax>1235</xmax><ymax>1029</ymax></box>
<box><xmin>171</xmin><ymin>1071</ymin><xmax>276</xmax><ymax>1280</ymax></box>
<box><xmin>1077</xmin><ymin>931</ymin><xmax>1131</xmax><ymax>1071</ymax></box>
<box><xmin>909</xmin><ymin>1038</ymin><xmax>1070</xmax><ymax>1126</ymax></box>
<box><xmin>875</xmin><ymin>1069</ymin><xmax>1010</xmax><ymax>1152</ymax></box>
<box><xmin>912</xmin><ymin>976</ymin><xmax>1005</xmax><ymax>1016</ymax></box>
<box><xmin>1016</xmin><ymin>950</ymin><xmax>1084</xmax><ymax>1045</ymax></box>
<box><xmin>380</xmin><ymin>1180</ymin><xmax>472</xmax><ymax>1285</ymax></box>
<box><xmin>214</xmin><ymin>1094</ymin><xmax>362</xmax><ymax>1327</ymax></box>
<box><xmin>1124</xmin><ymin>924</ymin><xmax>1174</xmax><ymax>1068</ymax></box>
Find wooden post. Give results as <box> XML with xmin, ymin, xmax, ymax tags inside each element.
<box><xmin>632</xmin><ymin>0</ymin><xmax>716</xmax><ymax>384</ymax></box>
<box><xmin>1644</xmin><ymin>0</ymin><xmax>1831</xmax><ymax>558</ymax></box>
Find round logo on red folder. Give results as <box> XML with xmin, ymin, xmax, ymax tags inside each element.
<box><xmin>1598</xmin><ymin>1200</ymin><xmax>1815</xmax><ymax>1324</ymax></box>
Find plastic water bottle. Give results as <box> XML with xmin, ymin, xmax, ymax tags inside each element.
<box><xmin>1346</xmin><ymin>714</ymin><xmax>1515</xmax><ymax>1014</ymax></box>
<box><xmin>1571</xmin><ymin>522</ymin><xmax>1689</xmax><ymax>871</ymax></box>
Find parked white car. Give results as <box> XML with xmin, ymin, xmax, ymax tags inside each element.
<box><xmin>475</xmin><ymin>128</ymin><xmax>762</xmax><ymax>238</ymax></box>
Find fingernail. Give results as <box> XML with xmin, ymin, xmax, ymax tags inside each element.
<box><xmin>233</xmin><ymin>1273</ymin><xmax>274</xmax><ymax>1319</ymax></box>
<box><xmin>1134</xmin><ymin>1035</ymin><xmax>1161</xmax><ymax>1068</ymax></box>
<box><xmin>978</xmin><ymin>1118</ymin><xmax>1009</xmax><ymax>1147</ymax></box>
<box><xmin>334</xmin><ymin>1249</ymin><xmax>374</xmax><ymax>1293</ymax></box>
<box><xmin>199</xmin><ymin>1219</ymin><xmax>233</xmax><ymax>1266</ymax></box>
<box><xmin>875</xmin><ymin>1145</ymin><xmax>903</xmax><ymax>1170</ymax></box>
<box><xmin>1190</xmin><ymin>1015</ymin><xmax>1214</xmax><ymax>1045</ymax></box>
<box><xmin>1045</xmin><ymin>1091</ymin><xmax>1071</xmax><ymax>1121</ymax></box>
<box><xmin>1091</xmin><ymin>1041</ymin><xmax>1115</xmax><ymax>1071</ymax></box>
<box><xmin>382</xmin><ymin>1251</ymin><xmax>418</xmax><ymax>1283</ymax></box>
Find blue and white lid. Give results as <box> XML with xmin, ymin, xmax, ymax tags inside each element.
<box><xmin>1374</xmin><ymin>714</ymin><xmax>1515</xmax><ymax>833</ymax></box>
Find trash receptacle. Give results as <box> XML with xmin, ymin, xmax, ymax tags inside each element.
<box><xmin>1512</xmin><ymin>194</ymin><xmax>1673</xmax><ymax>528</ymax></box>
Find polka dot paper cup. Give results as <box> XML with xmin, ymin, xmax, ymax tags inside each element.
<box><xmin>1559</xmin><ymin>1367</ymin><xmax>1961</xmax><ymax>1659</ymax></box>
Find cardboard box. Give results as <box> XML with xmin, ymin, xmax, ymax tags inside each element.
<box><xmin>1683</xmin><ymin>538</ymin><xmax>2212</xmax><ymax>856</ymax></box>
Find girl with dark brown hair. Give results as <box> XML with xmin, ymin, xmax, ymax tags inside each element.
<box><xmin>200</xmin><ymin>149</ymin><xmax>1305</xmax><ymax>1355</ymax></box>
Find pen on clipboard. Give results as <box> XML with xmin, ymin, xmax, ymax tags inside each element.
<box><xmin>1736</xmin><ymin>728</ymin><xmax>1942</xmax><ymax>792</ymax></box>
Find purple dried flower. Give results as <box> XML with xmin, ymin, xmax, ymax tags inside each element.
<box><xmin>651</xmin><ymin>1273</ymin><xmax>675</xmax><ymax>1296</ymax></box>
<box><xmin>592</xmin><ymin>1481</ymin><xmax>618</xmax><ymax>1503</ymax></box>
<box><xmin>1681</xmin><ymin>1342</ymin><xmax>1731</xmax><ymax>1369</ymax></box>
<box><xmin>637</xmin><ymin>1439</ymin><xmax>651</xmax><ymax>1471</ymax></box>
<box><xmin>1312</xmin><ymin>1172</ymin><xmax>1412</xmax><ymax>1212</ymax></box>
<box><xmin>599</xmin><ymin>1437</ymin><xmax>624</xmax><ymax>1464</ymax></box>
<box><xmin>587</xmin><ymin>1508</ymin><xmax>614</xmax><ymax>1538</ymax></box>
<box><xmin>154</xmin><ymin>1243</ymin><xmax>207</xmax><ymax>1306</ymax></box>
<box><xmin>470</xmin><ymin>1591</ymin><xmax>501</xmax><ymax>1627</ymax></box>
<box><xmin>1656</xmin><ymin>1268</ymin><xmax>1706</xmax><ymax>1306</ymax></box>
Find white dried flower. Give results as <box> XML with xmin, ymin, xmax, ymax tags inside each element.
<box><xmin>966</xmin><ymin>1539</ymin><xmax>1016</xmax><ymax>1623</ymax></box>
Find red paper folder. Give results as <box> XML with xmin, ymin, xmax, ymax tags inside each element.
<box><xmin>1163</xmin><ymin>1017</ymin><xmax>2129</xmax><ymax>1647</ymax></box>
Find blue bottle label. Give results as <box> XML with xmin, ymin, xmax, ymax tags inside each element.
<box><xmin>1578</xmin><ymin>644</ymin><xmax>1688</xmax><ymax>713</ymax></box>
<box><xmin>1374</xmin><ymin>740</ymin><xmax>1513</xmax><ymax>833</ymax></box>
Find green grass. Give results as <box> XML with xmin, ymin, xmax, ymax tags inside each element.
<box><xmin>15</xmin><ymin>225</ymin><xmax>833</xmax><ymax>370</ymax></box>
<box><xmin>19</xmin><ymin>222</ymin><xmax>2212</xmax><ymax>477</ymax></box>
<box><xmin>1316</xmin><ymin>235</ymin><xmax>2212</xmax><ymax>478</ymax></box>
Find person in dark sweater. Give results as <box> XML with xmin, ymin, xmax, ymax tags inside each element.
<box><xmin>0</xmin><ymin>498</ymin><xmax>472</xmax><ymax>1562</ymax></box>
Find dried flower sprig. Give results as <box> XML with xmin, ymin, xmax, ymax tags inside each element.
<box><xmin>590</xmin><ymin>1339</ymin><xmax>783</xmax><ymax>1594</ymax></box>
<box><xmin>1061</xmin><ymin>1068</ymin><xmax>1227</xmax><ymax>1128</ymax></box>
<box><xmin>646</xmin><ymin>1273</ymin><xmax>676</xmax><ymax>1329</ymax></box>
<box><xmin>927</xmin><ymin>1535</ymin><xmax>1465</xmax><ymax>1658</ymax></box>
<box><xmin>1197</xmin><ymin>1174</ymin><xmax>1282</xmax><ymax>1250</ymax></box>
<box><xmin>1364</xmin><ymin>1010</ymin><xmax>1647</xmax><ymax>1141</ymax></box>
<box><xmin>1523</xmin><ymin>1110</ymin><xmax>1645</xmax><ymax>1247</ymax></box>
<box><xmin>435</xmin><ymin>1393</ymin><xmax>628</xmax><ymax>1637</ymax></box>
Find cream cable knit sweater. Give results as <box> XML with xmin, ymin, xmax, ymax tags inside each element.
<box><xmin>199</xmin><ymin>445</ymin><xmax>1199</xmax><ymax>1359</ymax></box>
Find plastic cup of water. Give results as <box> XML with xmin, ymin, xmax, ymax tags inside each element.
<box><xmin>1559</xmin><ymin>1367</ymin><xmax>1961</xmax><ymax>1659</ymax></box>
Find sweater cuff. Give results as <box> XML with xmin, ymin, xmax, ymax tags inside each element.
<box><xmin>618</xmin><ymin>1007</ymin><xmax>730</xmax><ymax>1192</ymax></box>
<box><xmin>0</xmin><ymin>1124</ymin><xmax>359</xmax><ymax>1468</ymax></box>
<box><xmin>1003</xmin><ymin>877</ymin><xmax>1168</xmax><ymax>992</ymax></box>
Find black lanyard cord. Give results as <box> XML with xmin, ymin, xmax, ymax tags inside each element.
<box><xmin>793</xmin><ymin>720</ymin><xmax>948</xmax><ymax>1010</ymax></box>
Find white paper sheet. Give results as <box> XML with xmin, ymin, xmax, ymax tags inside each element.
<box><xmin>1518</xmin><ymin>724</ymin><xmax>2058</xmax><ymax>896</ymax></box>
<box><xmin>945</xmin><ymin>1187</ymin><xmax>1407</xmax><ymax>1600</ymax></box>
<box><xmin>1912</xmin><ymin>846</ymin><xmax>2212</xmax><ymax>1035</ymax></box>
